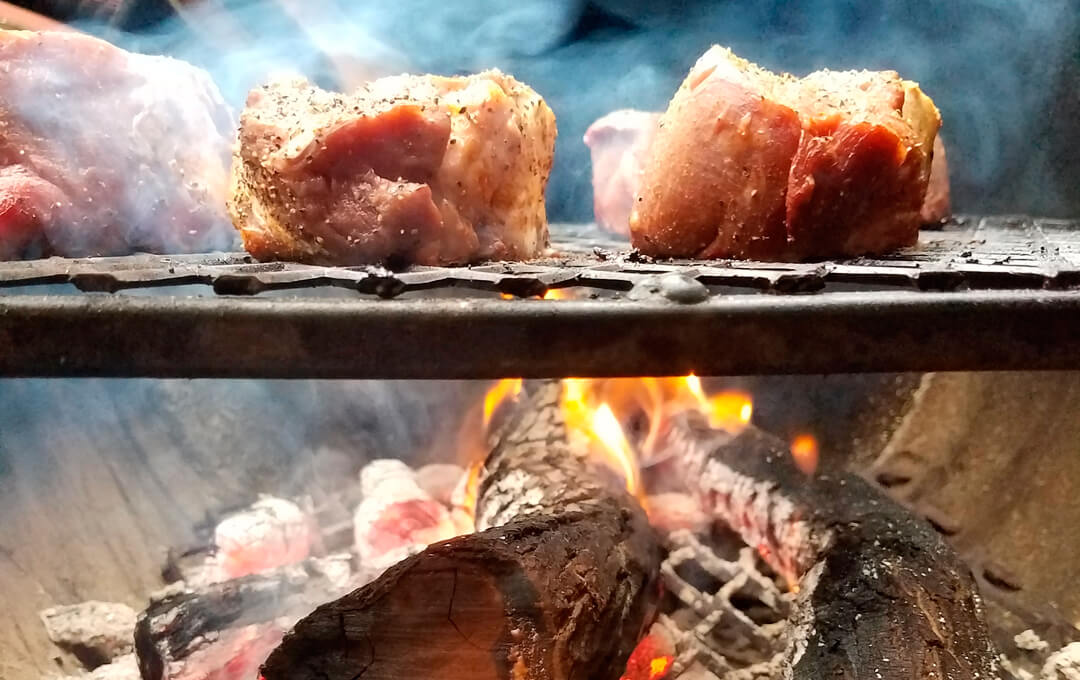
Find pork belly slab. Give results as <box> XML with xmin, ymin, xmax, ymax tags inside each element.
<box><xmin>0</xmin><ymin>30</ymin><xmax>236</xmax><ymax>259</ymax></box>
<box><xmin>229</xmin><ymin>71</ymin><xmax>557</xmax><ymax>266</ymax></box>
<box><xmin>629</xmin><ymin>46</ymin><xmax>941</xmax><ymax>261</ymax></box>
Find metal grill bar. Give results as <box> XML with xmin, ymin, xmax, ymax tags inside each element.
<box><xmin>0</xmin><ymin>216</ymin><xmax>1078</xmax><ymax>378</ymax></box>
<box><xmin>0</xmin><ymin>216</ymin><xmax>1078</xmax><ymax>296</ymax></box>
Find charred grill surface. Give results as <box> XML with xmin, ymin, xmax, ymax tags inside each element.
<box><xmin>657</xmin><ymin>416</ymin><xmax>998</xmax><ymax>680</ymax></box>
<box><xmin>260</xmin><ymin>382</ymin><xmax>662</xmax><ymax>680</ymax></box>
<box><xmin>0</xmin><ymin>216</ymin><xmax>1078</xmax><ymax>377</ymax></box>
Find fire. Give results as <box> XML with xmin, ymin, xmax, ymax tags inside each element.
<box><xmin>456</xmin><ymin>461</ymin><xmax>483</xmax><ymax>520</ymax></box>
<box><xmin>790</xmin><ymin>433</ymin><xmax>819</xmax><ymax>476</ymax></box>
<box><xmin>620</xmin><ymin>632</ymin><xmax>675</xmax><ymax>680</ymax></box>
<box><xmin>559</xmin><ymin>376</ymin><xmax>753</xmax><ymax>498</ymax></box>
<box><xmin>648</xmin><ymin>656</ymin><xmax>673</xmax><ymax>680</ymax></box>
<box><xmin>542</xmin><ymin>288</ymin><xmax>569</xmax><ymax>299</ymax></box>
<box><xmin>685</xmin><ymin>374</ymin><xmax>752</xmax><ymax>432</ymax></box>
<box><xmin>591</xmin><ymin>403</ymin><xmax>641</xmax><ymax>495</ymax></box>
<box><xmin>483</xmin><ymin>377</ymin><xmax>523</xmax><ymax>428</ymax></box>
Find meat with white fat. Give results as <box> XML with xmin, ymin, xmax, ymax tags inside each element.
<box><xmin>229</xmin><ymin>71</ymin><xmax>556</xmax><ymax>266</ymax></box>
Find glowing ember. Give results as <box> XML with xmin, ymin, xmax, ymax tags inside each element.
<box><xmin>542</xmin><ymin>288</ymin><xmax>570</xmax><ymax>300</ymax></box>
<box><xmin>483</xmin><ymin>377</ymin><xmax>523</xmax><ymax>428</ymax></box>
<box><xmin>790</xmin><ymin>433</ymin><xmax>820</xmax><ymax>476</ymax></box>
<box><xmin>620</xmin><ymin>631</ymin><xmax>675</xmax><ymax>680</ymax></box>
<box><xmin>648</xmin><ymin>656</ymin><xmax>673</xmax><ymax>680</ymax></box>
<box><xmin>214</xmin><ymin>497</ymin><xmax>312</xmax><ymax>579</ymax></box>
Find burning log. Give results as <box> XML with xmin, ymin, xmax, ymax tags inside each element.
<box><xmin>656</xmin><ymin>415</ymin><xmax>998</xmax><ymax>680</ymax></box>
<box><xmin>134</xmin><ymin>559</ymin><xmax>349</xmax><ymax>680</ymax></box>
<box><xmin>260</xmin><ymin>381</ymin><xmax>662</xmax><ymax>680</ymax></box>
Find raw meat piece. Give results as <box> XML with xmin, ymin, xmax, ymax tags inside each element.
<box><xmin>583</xmin><ymin>109</ymin><xmax>659</xmax><ymax>236</ymax></box>
<box><xmin>229</xmin><ymin>71</ymin><xmax>556</xmax><ymax>266</ymax></box>
<box><xmin>630</xmin><ymin>46</ymin><xmax>941</xmax><ymax>260</ymax></box>
<box><xmin>0</xmin><ymin>30</ymin><xmax>236</xmax><ymax>259</ymax></box>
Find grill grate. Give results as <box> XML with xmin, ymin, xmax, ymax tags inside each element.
<box><xmin>1</xmin><ymin>216</ymin><xmax>1079</xmax><ymax>297</ymax></box>
<box><xmin>0</xmin><ymin>216</ymin><xmax>1078</xmax><ymax>378</ymax></box>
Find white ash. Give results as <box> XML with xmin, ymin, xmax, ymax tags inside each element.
<box><xmin>645</xmin><ymin>492</ymin><xmax>710</xmax><ymax>535</ymax></box>
<box><xmin>213</xmin><ymin>496</ymin><xmax>313</xmax><ymax>579</ymax></box>
<box><xmin>1000</xmin><ymin>654</ymin><xmax>1035</xmax><ymax>680</ymax></box>
<box><xmin>360</xmin><ymin>458</ymin><xmax>430</xmax><ymax>501</ymax></box>
<box><xmin>1017</xmin><ymin>630</ymin><xmax>1053</xmax><ymax>652</ymax></box>
<box><xmin>60</xmin><ymin>653</ymin><xmax>139</xmax><ymax>680</ymax></box>
<box><xmin>307</xmin><ymin>552</ymin><xmax>354</xmax><ymax>591</ymax></box>
<box><xmin>353</xmin><ymin>459</ymin><xmax>459</xmax><ymax>570</ymax></box>
<box><xmin>660</xmin><ymin>423</ymin><xmax>826</xmax><ymax>585</ymax></box>
<box><xmin>416</xmin><ymin>463</ymin><xmax>466</xmax><ymax>505</ymax></box>
<box><xmin>1041</xmin><ymin>643</ymin><xmax>1080</xmax><ymax>680</ymax></box>
<box><xmin>40</xmin><ymin>601</ymin><xmax>137</xmax><ymax>666</ymax></box>
<box><xmin>659</xmin><ymin>529</ymin><xmax>793</xmax><ymax>680</ymax></box>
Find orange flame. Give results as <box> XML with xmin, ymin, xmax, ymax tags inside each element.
<box><xmin>591</xmin><ymin>403</ymin><xmax>641</xmax><ymax>495</ymax></box>
<box><xmin>561</xmin><ymin>379</ymin><xmax>642</xmax><ymax>497</ymax></box>
<box><xmin>685</xmin><ymin>374</ymin><xmax>753</xmax><ymax>432</ymax></box>
<box><xmin>483</xmin><ymin>378</ymin><xmax>522</xmax><ymax>429</ymax></box>
<box><xmin>459</xmin><ymin>461</ymin><xmax>482</xmax><ymax>518</ymax></box>
<box><xmin>559</xmin><ymin>376</ymin><xmax>753</xmax><ymax>499</ymax></box>
<box><xmin>542</xmin><ymin>288</ymin><xmax>569</xmax><ymax>300</ymax></box>
<box><xmin>790</xmin><ymin>433</ymin><xmax>819</xmax><ymax>476</ymax></box>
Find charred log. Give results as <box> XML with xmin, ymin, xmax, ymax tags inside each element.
<box><xmin>658</xmin><ymin>415</ymin><xmax>998</xmax><ymax>680</ymax></box>
<box><xmin>134</xmin><ymin>560</ymin><xmax>346</xmax><ymax>680</ymax></box>
<box><xmin>261</xmin><ymin>382</ymin><xmax>662</xmax><ymax>680</ymax></box>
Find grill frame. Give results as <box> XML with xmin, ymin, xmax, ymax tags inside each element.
<box><xmin>1</xmin><ymin>216</ymin><xmax>1078</xmax><ymax>378</ymax></box>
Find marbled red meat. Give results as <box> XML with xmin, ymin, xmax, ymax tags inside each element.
<box><xmin>629</xmin><ymin>46</ymin><xmax>941</xmax><ymax>260</ymax></box>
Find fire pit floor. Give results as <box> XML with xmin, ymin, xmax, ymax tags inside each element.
<box><xmin>0</xmin><ymin>216</ymin><xmax>1078</xmax><ymax>377</ymax></box>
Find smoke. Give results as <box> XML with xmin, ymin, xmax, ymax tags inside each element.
<box><xmin>71</xmin><ymin>0</ymin><xmax>1079</xmax><ymax>223</ymax></box>
<box><xmin>0</xmin><ymin>30</ymin><xmax>238</xmax><ymax>257</ymax></box>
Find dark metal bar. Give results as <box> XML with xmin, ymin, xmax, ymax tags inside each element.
<box><xmin>0</xmin><ymin>217</ymin><xmax>1079</xmax><ymax>297</ymax></box>
<box><xmin>1</xmin><ymin>290</ymin><xmax>1078</xmax><ymax>378</ymax></box>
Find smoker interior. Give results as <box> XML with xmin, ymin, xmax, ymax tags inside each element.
<box><xmin>3</xmin><ymin>218</ymin><xmax>1080</xmax><ymax>680</ymax></box>
<box><xmin>1</xmin><ymin>216</ymin><xmax>1080</xmax><ymax>378</ymax></box>
<box><xmin>3</xmin><ymin>373</ymin><xmax>1080</xmax><ymax>680</ymax></box>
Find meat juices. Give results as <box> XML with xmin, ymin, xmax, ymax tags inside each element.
<box><xmin>630</xmin><ymin>46</ymin><xmax>941</xmax><ymax>261</ymax></box>
<box><xmin>229</xmin><ymin>72</ymin><xmax>556</xmax><ymax>266</ymax></box>
<box><xmin>0</xmin><ymin>30</ymin><xmax>236</xmax><ymax>259</ymax></box>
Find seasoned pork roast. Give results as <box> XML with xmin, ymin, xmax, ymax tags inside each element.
<box><xmin>229</xmin><ymin>71</ymin><xmax>556</xmax><ymax>266</ymax></box>
<box><xmin>0</xmin><ymin>30</ymin><xmax>236</xmax><ymax>259</ymax></box>
<box><xmin>629</xmin><ymin>46</ymin><xmax>941</xmax><ymax>260</ymax></box>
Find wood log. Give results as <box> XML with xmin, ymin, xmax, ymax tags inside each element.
<box><xmin>134</xmin><ymin>560</ymin><xmax>346</xmax><ymax>680</ymax></box>
<box><xmin>260</xmin><ymin>381</ymin><xmax>662</xmax><ymax>680</ymax></box>
<box><xmin>657</xmin><ymin>415</ymin><xmax>998</xmax><ymax>680</ymax></box>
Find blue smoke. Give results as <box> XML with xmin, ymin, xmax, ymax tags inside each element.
<box><xmin>75</xmin><ymin>0</ymin><xmax>1080</xmax><ymax>221</ymax></box>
